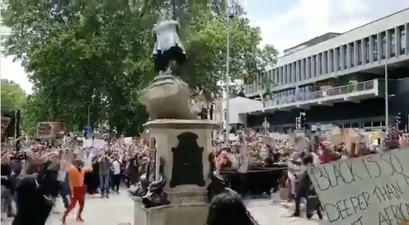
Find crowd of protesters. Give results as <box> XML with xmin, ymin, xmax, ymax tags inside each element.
<box><xmin>1</xmin><ymin>126</ymin><xmax>408</xmax><ymax>224</ymax></box>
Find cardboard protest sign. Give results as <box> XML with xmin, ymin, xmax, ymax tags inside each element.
<box><xmin>295</xmin><ymin>133</ymin><xmax>308</xmax><ymax>151</ymax></box>
<box><xmin>1</xmin><ymin>117</ymin><xmax>11</xmax><ymax>134</ymax></box>
<box><xmin>330</xmin><ymin>125</ymin><xmax>343</xmax><ymax>145</ymax></box>
<box><xmin>307</xmin><ymin>148</ymin><xmax>409</xmax><ymax>225</ymax></box>
<box><xmin>37</xmin><ymin>122</ymin><xmax>53</xmax><ymax>138</ymax></box>
<box><xmin>1</xmin><ymin>117</ymin><xmax>11</xmax><ymax>141</ymax></box>
<box><xmin>288</xmin><ymin>131</ymin><xmax>296</xmax><ymax>145</ymax></box>
<box><xmin>36</xmin><ymin>122</ymin><xmax>66</xmax><ymax>138</ymax></box>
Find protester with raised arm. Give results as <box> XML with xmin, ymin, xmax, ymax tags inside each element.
<box><xmin>61</xmin><ymin>158</ymin><xmax>92</xmax><ymax>224</ymax></box>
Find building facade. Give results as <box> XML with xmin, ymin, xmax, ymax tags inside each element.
<box><xmin>243</xmin><ymin>9</ymin><xmax>409</xmax><ymax>132</ymax></box>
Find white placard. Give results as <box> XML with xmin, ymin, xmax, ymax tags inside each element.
<box><xmin>307</xmin><ymin>148</ymin><xmax>409</xmax><ymax>225</ymax></box>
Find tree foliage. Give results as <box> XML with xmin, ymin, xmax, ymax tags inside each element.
<box><xmin>2</xmin><ymin>0</ymin><xmax>278</xmax><ymax>135</ymax></box>
<box><xmin>1</xmin><ymin>79</ymin><xmax>26</xmax><ymax>110</ymax></box>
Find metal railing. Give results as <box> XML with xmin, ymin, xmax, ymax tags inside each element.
<box><xmin>265</xmin><ymin>80</ymin><xmax>376</xmax><ymax>107</ymax></box>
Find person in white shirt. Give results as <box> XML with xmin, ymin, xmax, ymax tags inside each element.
<box><xmin>236</xmin><ymin>134</ymin><xmax>249</xmax><ymax>198</ymax></box>
<box><xmin>311</xmin><ymin>152</ymin><xmax>320</xmax><ymax>165</ymax></box>
<box><xmin>111</xmin><ymin>157</ymin><xmax>122</xmax><ymax>193</ymax></box>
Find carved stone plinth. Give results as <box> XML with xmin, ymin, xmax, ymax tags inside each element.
<box><xmin>143</xmin><ymin>119</ymin><xmax>219</xmax><ymax>204</ymax></box>
<box><xmin>133</xmin><ymin>119</ymin><xmax>218</xmax><ymax>225</ymax></box>
<box><xmin>138</xmin><ymin>74</ymin><xmax>196</xmax><ymax>120</ymax></box>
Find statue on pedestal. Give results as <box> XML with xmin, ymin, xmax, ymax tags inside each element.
<box><xmin>153</xmin><ymin>20</ymin><xmax>186</xmax><ymax>74</ymax></box>
<box><xmin>139</xmin><ymin>18</ymin><xmax>204</xmax><ymax>120</ymax></box>
<box><xmin>134</xmin><ymin>13</ymin><xmax>218</xmax><ymax>213</ymax></box>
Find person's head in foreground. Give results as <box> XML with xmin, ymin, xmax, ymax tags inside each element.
<box><xmin>206</xmin><ymin>191</ymin><xmax>258</xmax><ymax>225</ymax></box>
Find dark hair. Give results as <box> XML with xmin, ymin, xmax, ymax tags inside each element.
<box><xmin>206</xmin><ymin>191</ymin><xmax>257</xmax><ymax>225</ymax></box>
<box><xmin>302</xmin><ymin>153</ymin><xmax>313</xmax><ymax>165</ymax></box>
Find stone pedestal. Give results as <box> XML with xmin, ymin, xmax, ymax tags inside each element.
<box><xmin>133</xmin><ymin>197</ymin><xmax>146</xmax><ymax>225</ymax></box>
<box><xmin>134</xmin><ymin>119</ymin><xmax>219</xmax><ymax>225</ymax></box>
<box><xmin>138</xmin><ymin>75</ymin><xmax>195</xmax><ymax>120</ymax></box>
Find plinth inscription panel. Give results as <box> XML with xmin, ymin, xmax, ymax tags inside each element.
<box><xmin>170</xmin><ymin>132</ymin><xmax>205</xmax><ymax>188</ymax></box>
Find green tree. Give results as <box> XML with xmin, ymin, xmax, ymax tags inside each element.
<box><xmin>20</xmin><ymin>91</ymin><xmax>48</xmax><ymax>135</ymax></box>
<box><xmin>1</xmin><ymin>79</ymin><xmax>26</xmax><ymax>110</ymax></box>
<box><xmin>2</xmin><ymin>0</ymin><xmax>278</xmax><ymax>135</ymax></box>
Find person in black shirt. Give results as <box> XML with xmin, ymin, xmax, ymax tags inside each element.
<box><xmin>291</xmin><ymin>153</ymin><xmax>322</xmax><ymax>219</ymax></box>
<box><xmin>2</xmin><ymin>159</ymin><xmax>15</xmax><ymax>218</ymax></box>
<box><xmin>12</xmin><ymin>162</ymin><xmax>60</xmax><ymax>225</ymax></box>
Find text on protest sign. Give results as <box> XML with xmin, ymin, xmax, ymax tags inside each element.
<box><xmin>307</xmin><ymin>148</ymin><xmax>409</xmax><ymax>225</ymax></box>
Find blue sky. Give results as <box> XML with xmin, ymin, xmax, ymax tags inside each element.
<box><xmin>2</xmin><ymin>0</ymin><xmax>409</xmax><ymax>94</ymax></box>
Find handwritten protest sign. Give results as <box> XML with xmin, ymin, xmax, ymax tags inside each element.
<box><xmin>1</xmin><ymin>117</ymin><xmax>11</xmax><ymax>141</ymax></box>
<box><xmin>331</xmin><ymin>125</ymin><xmax>343</xmax><ymax>145</ymax></box>
<box><xmin>307</xmin><ymin>148</ymin><xmax>409</xmax><ymax>225</ymax></box>
<box><xmin>37</xmin><ymin>122</ymin><xmax>53</xmax><ymax>138</ymax></box>
<box><xmin>37</xmin><ymin>121</ymin><xmax>66</xmax><ymax>138</ymax></box>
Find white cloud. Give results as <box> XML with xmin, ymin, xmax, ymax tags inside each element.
<box><xmin>1</xmin><ymin>25</ymin><xmax>33</xmax><ymax>94</ymax></box>
<box><xmin>1</xmin><ymin>55</ymin><xmax>32</xmax><ymax>94</ymax></box>
<box><xmin>251</xmin><ymin>0</ymin><xmax>409</xmax><ymax>54</ymax></box>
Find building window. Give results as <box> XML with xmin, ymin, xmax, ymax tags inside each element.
<box><xmin>311</xmin><ymin>56</ymin><xmax>315</xmax><ymax>77</ymax></box>
<box><xmin>391</xmin><ymin>30</ymin><xmax>396</xmax><ymax>57</ymax></box>
<box><xmin>350</xmin><ymin>43</ymin><xmax>354</xmax><ymax>67</ymax></box>
<box><xmin>343</xmin><ymin>45</ymin><xmax>348</xmax><ymax>69</ymax></box>
<box><xmin>373</xmin><ymin>35</ymin><xmax>378</xmax><ymax>61</ymax></box>
<box><xmin>337</xmin><ymin>48</ymin><xmax>341</xmax><ymax>70</ymax></box>
<box><xmin>365</xmin><ymin>38</ymin><xmax>370</xmax><ymax>63</ymax></box>
<box><xmin>357</xmin><ymin>40</ymin><xmax>362</xmax><ymax>65</ymax></box>
<box><xmin>280</xmin><ymin>66</ymin><xmax>284</xmax><ymax>85</ymax></box>
<box><xmin>400</xmin><ymin>25</ymin><xmax>406</xmax><ymax>55</ymax></box>
<box><xmin>328</xmin><ymin>51</ymin><xmax>332</xmax><ymax>73</ymax></box>
<box><xmin>271</xmin><ymin>69</ymin><xmax>275</xmax><ymax>84</ymax></box>
<box><xmin>381</xmin><ymin>32</ymin><xmax>386</xmax><ymax>59</ymax></box>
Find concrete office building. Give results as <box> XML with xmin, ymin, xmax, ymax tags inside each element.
<box><xmin>242</xmin><ymin>9</ymin><xmax>409</xmax><ymax>132</ymax></box>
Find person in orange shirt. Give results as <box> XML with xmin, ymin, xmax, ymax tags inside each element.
<box><xmin>61</xmin><ymin>159</ymin><xmax>92</xmax><ymax>224</ymax></box>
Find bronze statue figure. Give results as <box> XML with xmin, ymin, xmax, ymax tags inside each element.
<box><xmin>153</xmin><ymin>20</ymin><xmax>186</xmax><ymax>74</ymax></box>
<box><xmin>128</xmin><ymin>173</ymin><xmax>149</xmax><ymax>197</ymax></box>
<box><xmin>139</xmin><ymin>19</ymin><xmax>199</xmax><ymax>120</ymax></box>
<box><xmin>141</xmin><ymin>174</ymin><xmax>170</xmax><ymax>208</ymax></box>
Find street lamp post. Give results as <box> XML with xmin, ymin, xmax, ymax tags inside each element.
<box><xmin>224</xmin><ymin>1</ymin><xmax>232</xmax><ymax>143</ymax></box>
<box><xmin>384</xmin><ymin>62</ymin><xmax>389</xmax><ymax>132</ymax></box>
<box><xmin>385</xmin><ymin>59</ymin><xmax>389</xmax><ymax>132</ymax></box>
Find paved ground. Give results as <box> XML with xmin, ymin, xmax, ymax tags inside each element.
<box><xmin>3</xmin><ymin>192</ymin><xmax>329</xmax><ymax>225</ymax></box>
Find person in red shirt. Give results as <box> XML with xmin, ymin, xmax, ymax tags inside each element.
<box><xmin>61</xmin><ymin>159</ymin><xmax>92</xmax><ymax>224</ymax></box>
<box><xmin>318</xmin><ymin>142</ymin><xmax>331</xmax><ymax>164</ymax></box>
